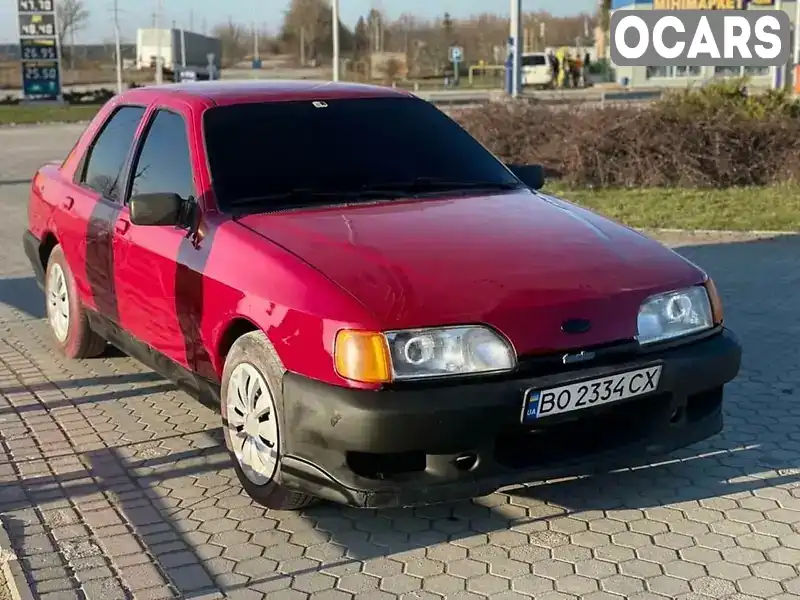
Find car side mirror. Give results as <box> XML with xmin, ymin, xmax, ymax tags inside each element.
<box><xmin>129</xmin><ymin>192</ymin><xmax>184</xmax><ymax>226</ymax></box>
<box><xmin>507</xmin><ymin>163</ymin><xmax>545</xmax><ymax>190</ymax></box>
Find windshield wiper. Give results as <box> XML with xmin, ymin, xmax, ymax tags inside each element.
<box><xmin>361</xmin><ymin>177</ymin><xmax>523</xmax><ymax>194</ymax></box>
<box><xmin>226</xmin><ymin>179</ymin><xmax>521</xmax><ymax>213</ymax></box>
<box><xmin>227</xmin><ymin>187</ymin><xmax>406</xmax><ymax>210</ymax></box>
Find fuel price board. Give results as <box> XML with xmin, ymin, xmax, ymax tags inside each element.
<box><xmin>17</xmin><ymin>0</ymin><xmax>62</xmax><ymax>101</ymax></box>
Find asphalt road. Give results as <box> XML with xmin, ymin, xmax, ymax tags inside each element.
<box><xmin>1</xmin><ymin>124</ymin><xmax>800</xmax><ymax>600</ymax></box>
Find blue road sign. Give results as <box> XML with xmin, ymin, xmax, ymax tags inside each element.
<box><xmin>449</xmin><ymin>46</ymin><xmax>463</xmax><ymax>64</ymax></box>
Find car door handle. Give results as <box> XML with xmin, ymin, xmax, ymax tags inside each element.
<box><xmin>62</xmin><ymin>196</ymin><xmax>74</xmax><ymax>210</ymax></box>
<box><xmin>115</xmin><ymin>219</ymin><xmax>130</xmax><ymax>234</ymax></box>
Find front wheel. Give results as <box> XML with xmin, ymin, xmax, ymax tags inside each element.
<box><xmin>221</xmin><ymin>331</ymin><xmax>316</xmax><ymax>511</ymax></box>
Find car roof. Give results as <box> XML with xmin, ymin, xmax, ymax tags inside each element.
<box><xmin>121</xmin><ymin>79</ymin><xmax>416</xmax><ymax>107</ymax></box>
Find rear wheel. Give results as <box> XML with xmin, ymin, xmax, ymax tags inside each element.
<box><xmin>44</xmin><ymin>244</ymin><xmax>106</xmax><ymax>359</ymax></box>
<box><xmin>221</xmin><ymin>331</ymin><xmax>316</xmax><ymax>511</ymax></box>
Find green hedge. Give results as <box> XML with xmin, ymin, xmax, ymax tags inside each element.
<box><xmin>455</xmin><ymin>79</ymin><xmax>800</xmax><ymax>188</ymax></box>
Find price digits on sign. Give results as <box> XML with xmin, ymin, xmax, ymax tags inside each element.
<box><xmin>20</xmin><ymin>22</ymin><xmax>55</xmax><ymax>36</ymax></box>
<box><xmin>24</xmin><ymin>65</ymin><xmax>58</xmax><ymax>81</ymax></box>
<box><xmin>22</xmin><ymin>43</ymin><xmax>57</xmax><ymax>60</ymax></box>
<box><xmin>17</xmin><ymin>0</ymin><xmax>54</xmax><ymax>11</ymax></box>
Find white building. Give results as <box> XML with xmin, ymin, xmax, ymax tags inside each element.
<box><xmin>610</xmin><ymin>0</ymin><xmax>797</xmax><ymax>89</ymax></box>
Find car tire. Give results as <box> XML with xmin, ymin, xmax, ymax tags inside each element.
<box><xmin>221</xmin><ymin>330</ymin><xmax>316</xmax><ymax>511</ymax></box>
<box><xmin>44</xmin><ymin>244</ymin><xmax>107</xmax><ymax>359</ymax></box>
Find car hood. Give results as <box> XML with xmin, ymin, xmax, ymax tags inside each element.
<box><xmin>235</xmin><ymin>190</ymin><xmax>704</xmax><ymax>356</ymax></box>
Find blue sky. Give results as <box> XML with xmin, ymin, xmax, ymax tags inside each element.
<box><xmin>2</xmin><ymin>0</ymin><xmax>596</xmax><ymax>43</ymax></box>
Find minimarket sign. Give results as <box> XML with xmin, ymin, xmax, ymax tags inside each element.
<box><xmin>652</xmin><ymin>0</ymin><xmax>773</xmax><ymax>8</ymax></box>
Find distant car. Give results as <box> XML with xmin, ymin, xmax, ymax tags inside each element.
<box><xmin>521</xmin><ymin>51</ymin><xmax>553</xmax><ymax>88</ymax></box>
<box><xmin>24</xmin><ymin>81</ymin><xmax>742</xmax><ymax>510</ymax></box>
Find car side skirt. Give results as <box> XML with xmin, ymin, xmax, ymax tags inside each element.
<box><xmin>85</xmin><ymin>310</ymin><xmax>222</xmax><ymax>408</ymax></box>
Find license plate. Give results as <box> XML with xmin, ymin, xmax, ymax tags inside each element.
<box><xmin>522</xmin><ymin>365</ymin><xmax>663</xmax><ymax>422</ymax></box>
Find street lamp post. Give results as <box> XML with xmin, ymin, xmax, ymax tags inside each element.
<box><xmin>113</xmin><ymin>0</ymin><xmax>122</xmax><ymax>93</ymax></box>
<box><xmin>510</xmin><ymin>0</ymin><xmax>521</xmax><ymax>97</ymax></box>
<box><xmin>154</xmin><ymin>0</ymin><xmax>163</xmax><ymax>84</ymax></box>
<box><xmin>331</xmin><ymin>0</ymin><xmax>340</xmax><ymax>81</ymax></box>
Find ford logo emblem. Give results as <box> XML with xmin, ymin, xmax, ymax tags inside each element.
<box><xmin>561</xmin><ymin>318</ymin><xmax>592</xmax><ymax>334</ymax></box>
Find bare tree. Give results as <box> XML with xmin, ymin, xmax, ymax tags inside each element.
<box><xmin>212</xmin><ymin>19</ymin><xmax>249</xmax><ymax>67</ymax></box>
<box><xmin>57</xmin><ymin>0</ymin><xmax>89</xmax><ymax>66</ymax></box>
<box><xmin>381</xmin><ymin>57</ymin><xmax>402</xmax><ymax>84</ymax></box>
<box><xmin>280</xmin><ymin>0</ymin><xmax>353</xmax><ymax>64</ymax></box>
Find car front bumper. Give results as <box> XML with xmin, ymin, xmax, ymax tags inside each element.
<box><xmin>278</xmin><ymin>328</ymin><xmax>742</xmax><ymax>508</ymax></box>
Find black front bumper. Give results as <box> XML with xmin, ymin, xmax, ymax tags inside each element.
<box><xmin>279</xmin><ymin>328</ymin><xmax>742</xmax><ymax>508</ymax></box>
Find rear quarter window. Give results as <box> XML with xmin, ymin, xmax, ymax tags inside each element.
<box><xmin>522</xmin><ymin>55</ymin><xmax>547</xmax><ymax>67</ymax></box>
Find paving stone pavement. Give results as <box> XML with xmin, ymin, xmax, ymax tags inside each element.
<box><xmin>1</xmin><ymin>124</ymin><xmax>800</xmax><ymax>600</ymax></box>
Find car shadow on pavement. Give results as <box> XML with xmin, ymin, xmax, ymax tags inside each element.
<box><xmin>0</xmin><ymin>371</ymin><xmax>165</xmax><ymax>396</ymax></box>
<box><xmin>0</xmin><ymin>179</ymin><xmax>31</xmax><ymax>187</ymax></box>
<box><xmin>0</xmin><ymin>277</ymin><xmax>45</xmax><ymax>320</ymax></box>
<box><xmin>0</xmin><ymin>382</ymin><xmax>177</xmax><ymax>416</ymax></box>
<box><xmin>2</xmin><ymin>233</ymin><xmax>799</xmax><ymax>597</ymax></box>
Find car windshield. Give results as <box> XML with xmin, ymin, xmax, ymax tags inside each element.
<box><xmin>202</xmin><ymin>96</ymin><xmax>523</xmax><ymax>211</ymax></box>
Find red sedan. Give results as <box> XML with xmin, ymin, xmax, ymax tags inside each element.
<box><xmin>23</xmin><ymin>81</ymin><xmax>741</xmax><ymax>510</ymax></box>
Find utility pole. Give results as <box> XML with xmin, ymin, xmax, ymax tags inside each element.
<box><xmin>180</xmin><ymin>28</ymin><xmax>186</xmax><ymax>69</ymax></box>
<box><xmin>510</xmin><ymin>0</ymin><xmax>521</xmax><ymax>97</ymax></box>
<box><xmin>155</xmin><ymin>0</ymin><xmax>163</xmax><ymax>84</ymax></box>
<box><xmin>113</xmin><ymin>0</ymin><xmax>123</xmax><ymax>93</ymax></box>
<box><xmin>773</xmin><ymin>0</ymin><xmax>784</xmax><ymax>89</ymax></box>
<box><xmin>332</xmin><ymin>0</ymin><xmax>340</xmax><ymax>81</ymax></box>
<box><xmin>253</xmin><ymin>23</ymin><xmax>259</xmax><ymax>63</ymax></box>
<box><xmin>300</xmin><ymin>26</ymin><xmax>305</xmax><ymax>66</ymax></box>
<box><xmin>189</xmin><ymin>9</ymin><xmax>194</xmax><ymax>31</ymax></box>
<box><xmin>794</xmin><ymin>0</ymin><xmax>800</xmax><ymax>87</ymax></box>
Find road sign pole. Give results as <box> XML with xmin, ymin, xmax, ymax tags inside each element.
<box><xmin>448</xmin><ymin>45</ymin><xmax>464</xmax><ymax>87</ymax></box>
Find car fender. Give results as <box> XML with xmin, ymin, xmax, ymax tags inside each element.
<box><xmin>198</xmin><ymin>222</ymin><xmax>384</xmax><ymax>390</ymax></box>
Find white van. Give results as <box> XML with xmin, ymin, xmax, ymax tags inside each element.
<box><xmin>521</xmin><ymin>52</ymin><xmax>553</xmax><ymax>88</ymax></box>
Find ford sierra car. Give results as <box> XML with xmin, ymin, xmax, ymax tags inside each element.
<box><xmin>23</xmin><ymin>81</ymin><xmax>742</xmax><ymax>509</ymax></box>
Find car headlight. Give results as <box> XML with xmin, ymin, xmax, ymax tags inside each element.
<box><xmin>636</xmin><ymin>285</ymin><xmax>714</xmax><ymax>346</ymax></box>
<box><xmin>334</xmin><ymin>326</ymin><xmax>516</xmax><ymax>383</ymax></box>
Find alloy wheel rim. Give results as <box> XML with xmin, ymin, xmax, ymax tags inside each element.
<box><xmin>47</xmin><ymin>263</ymin><xmax>70</xmax><ymax>343</ymax></box>
<box><xmin>226</xmin><ymin>362</ymin><xmax>280</xmax><ymax>485</ymax></box>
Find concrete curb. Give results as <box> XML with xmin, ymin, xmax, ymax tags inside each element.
<box><xmin>0</xmin><ymin>120</ymin><xmax>90</xmax><ymax>129</ymax></box>
<box><xmin>0</xmin><ymin>520</ymin><xmax>34</xmax><ymax>600</ymax></box>
<box><xmin>645</xmin><ymin>227</ymin><xmax>799</xmax><ymax>236</ymax></box>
